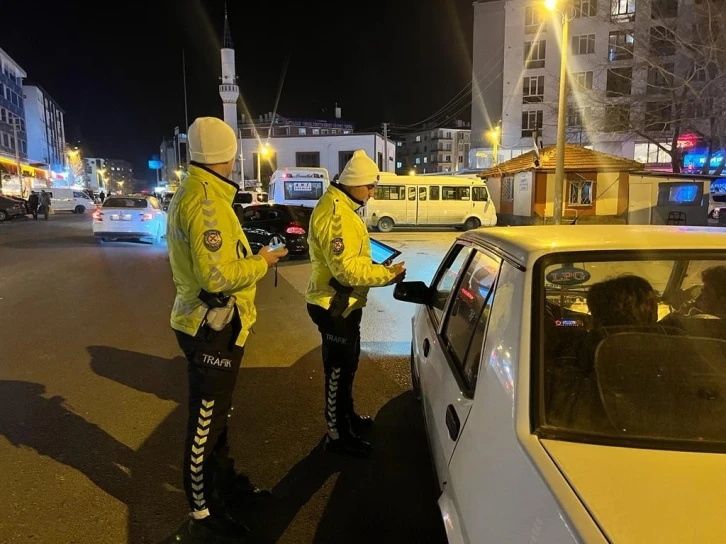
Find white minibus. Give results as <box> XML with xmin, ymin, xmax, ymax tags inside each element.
<box><xmin>268</xmin><ymin>167</ymin><xmax>329</xmax><ymax>208</ymax></box>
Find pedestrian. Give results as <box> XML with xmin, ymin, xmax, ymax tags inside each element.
<box><xmin>28</xmin><ymin>191</ymin><xmax>39</xmax><ymax>220</ymax></box>
<box><xmin>306</xmin><ymin>150</ymin><xmax>406</xmax><ymax>457</ymax></box>
<box><xmin>39</xmin><ymin>190</ymin><xmax>51</xmax><ymax>220</ymax></box>
<box><xmin>99</xmin><ymin>190</ymin><xmax>106</xmax><ymax>203</ymax></box>
<box><xmin>166</xmin><ymin>116</ymin><xmax>288</xmax><ymax>542</ymax></box>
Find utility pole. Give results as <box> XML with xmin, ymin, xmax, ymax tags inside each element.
<box><xmin>182</xmin><ymin>49</ymin><xmax>190</xmax><ymax>165</ymax></box>
<box><xmin>382</xmin><ymin>122</ymin><xmax>389</xmax><ymax>172</ymax></box>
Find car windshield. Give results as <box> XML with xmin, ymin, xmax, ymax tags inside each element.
<box><xmin>104</xmin><ymin>198</ymin><xmax>148</xmax><ymax>208</ymax></box>
<box><xmin>539</xmin><ymin>252</ymin><xmax>726</xmax><ymax>452</ymax></box>
<box><xmin>257</xmin><ymin>193</ymin><xmax>269</xmax><ymax>203</ymax></box>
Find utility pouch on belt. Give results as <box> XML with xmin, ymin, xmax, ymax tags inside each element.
<box><xmin>199</xmin><ymin>290</ymin><xmax>237</xmax><ymax>332</ymax></box>
<box><xmin>328</xmin><ymin>278</ymin><xmax>354</xmax><ymax>318</ymax></box>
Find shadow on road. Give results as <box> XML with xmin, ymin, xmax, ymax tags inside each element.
<box><xmin>0</xmin><ymin>235</ymin><xmax>99</xmax><ymax>249</ymax></box>
<box><xmin>0</xmin><ymin>345</ymin><xmax>444</xmax><ymax>544</ymax></box>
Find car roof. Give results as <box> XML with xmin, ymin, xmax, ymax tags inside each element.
<box><xmin>461</xmin><ymin>225</ymin><xmax>726</xmax><ymax>268</ymax></box>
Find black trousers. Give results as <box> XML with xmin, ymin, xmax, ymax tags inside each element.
<box><xmin>307</xmin><ymin>304</ymin><xmax>363</xmax><ymax>439</ymax></box>
<box><xmin>175</xmin><ymin>316</ymin><xmax>244</xmax><ymax>519</ymax></box>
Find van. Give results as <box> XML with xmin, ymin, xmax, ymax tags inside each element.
<box><xmin>268</xmin><ymin>167</ymin><xmax>330</xmax><ymax>208</ymax></box>
<box><xmin>43</xmin><ymin>188</ymin><xmax>96</xmax><ymax>213</ymax></box>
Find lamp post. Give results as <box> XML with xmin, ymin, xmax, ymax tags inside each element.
<box><xmin>257</xmin><ymin>143</ymin><xmax>271</xmax><ymax>186</ymax></box>
<box><xmin>487</xmin><ymin>123</ymin><xmax>501</xmax><ymax>165</ymax></box>
<box><xmin>545</xmin><ymin>0</ymin><xmax>572</xmax><ymax>225</ymax></box>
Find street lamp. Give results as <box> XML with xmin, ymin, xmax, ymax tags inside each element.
<box><xmin>545</xmin><ymin>0</ymin><xmax>573</xmax><ymax>225</ymax></box>
<box><xmin>487</xmin><ymin>124</ymin><xmax>501</xmax><ymax>165</ymax></box>
<box><xmin>257</xmin><ymin>143</ymin><xmax>271</xmax><ymax>186</ymax></box>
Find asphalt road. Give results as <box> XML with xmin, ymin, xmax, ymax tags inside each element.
<box><xmin>0</xmin><ymin>213</ymin><xmax>459</xmax><ymax>544</ymax></box>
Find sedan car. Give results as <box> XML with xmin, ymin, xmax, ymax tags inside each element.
<box><xmin>0</xmin><ymin>195</ymin><xmax>26</xmax><ymax>221</ymax></box>
<box><xmin>239</xmin><ymin>204</ymin><xmax>311</xmax><ymax>256</ymax></box>
<box><xmin>395</xmin><ymin>225</ymin><xmax>726</xmax><ymax>544</ymax></box>
<box><xmin>92</xmin><ymin>194</ymin><xmax>166</xmax><ymax>243</ymax></box>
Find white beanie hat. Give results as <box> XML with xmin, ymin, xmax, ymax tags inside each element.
<box><xmin>338</xmin><ymin>150</ymin><xmax>380</xmax><ymax>186</ymax></box>
<box><xmin>188</xmin><ymin>117</ymin><xmax>238</xmax><ymax>165</ymax></box>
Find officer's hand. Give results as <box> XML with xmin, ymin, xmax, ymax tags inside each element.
<box><xmin>259</xmin><ymin>245</ymin><xmax>289</xmax><ymax>266</ymax></box>
<box><xmin>386</xmin><ymin>261</ymin><xmax>406</xmax><ymax>285</ymax></box>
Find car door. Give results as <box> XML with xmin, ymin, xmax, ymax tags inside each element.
<box><xmin>417</xmin><ymin>243</ymin><xmax>502</xmax><ymax>484</ymax></box>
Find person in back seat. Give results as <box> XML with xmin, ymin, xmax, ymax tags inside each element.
<box><xmin>680</xmin><ymin>265</ymin><xmax>726</xmax><ymax>320</ymax></box>
<box><xmin>587</xmin><ymin>275</ymin><xmax>658</xmax><ymax>329</ymax></box>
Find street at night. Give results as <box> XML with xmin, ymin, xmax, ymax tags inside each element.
<box><xmin>0</xmin><ymin>214</ymin><xmax>456</xmax><ymax>544</ymax></box>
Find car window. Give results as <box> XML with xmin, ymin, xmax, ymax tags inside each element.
<box><xmin>473</xmin><ymin>186</ymin><xmax>488</xmax><ymax>202</ymax></box>
<box><xmin>442</xmin><ymin>251</ymin><xmax>501</xmax><ymax>392</ymax></box>
<box><xmin>430</xmin><ymin>244</ymin><xmax>474</xmax><ymax>325</ymax></box>
<box><xmin>539</xmin><ymin>254</ymin><xmax>726</xmax><ymax>452</ymax></box>
<box><xmin>73</xmin><ymin>191</ymin><xmax>85</xmax><ymax>199</ymax></box>
<box><xmin>103</xmin><ymin>197</ymin><xmax>147</xmax><ymax>208</ymax></box>
<box><xmin>242</xmin><ymin>207</ymin><xmax>264</xmax><ymax>222</ymax></box>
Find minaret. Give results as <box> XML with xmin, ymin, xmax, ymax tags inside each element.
<box><xmin>219</xmin><ymin>4</ymin><xmax>241</xmax><ymax>182</ymax></box>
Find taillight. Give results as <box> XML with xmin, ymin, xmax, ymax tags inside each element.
<box><xmin>93</xmin><ymin>210</ymin><xmax>103</xmax><ymax>222</ymax></box>
<box><xmin>286</xmin><ymin>222</ymin><xmax>306</xmax><ymax>235</ymax></box>
<box><xmin>141</xmin><ymin>213</ymin><xmax>153</xmax><ymax>221</ymax></box>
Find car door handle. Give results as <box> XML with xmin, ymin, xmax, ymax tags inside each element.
<box><xmin>423</xmin><ymin>338</ymin><xmax>430</xmax><ymax>357</ymax></box>
<box><xmin>446</xmin><ymin>405</ymin><xmax>460</xmax><ymax>441</ymax></box>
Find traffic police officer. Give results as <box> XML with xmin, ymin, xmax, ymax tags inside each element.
<box><xmin>167</xmin><ymin>117</ymin><xmax>287</xmax><ymax>542</ymax></box>
<box><xmin>306</xmin><ymin>150</ymin><xmax>406</xmax><ymax>457</ymax></box>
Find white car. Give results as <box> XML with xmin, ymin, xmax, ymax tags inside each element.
<box><xmin>92</xmin><ymin>194</ymin><xmax>166</xmax><ymax>244</ymax></box>
<box><xmin>394</xmin><ymin>225</ymin><xmax>726</xmax><ymax>544</ymax></box>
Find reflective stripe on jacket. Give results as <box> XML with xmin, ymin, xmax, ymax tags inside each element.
<box><xmin>306</xmin><ymin>185</ymin><xmax>396</xmax><ymax>316</ymax></box>
<box><xmin>167</xmin><ymin>163</ymin><xmax>268</xmax><ymax>346</ymax></box>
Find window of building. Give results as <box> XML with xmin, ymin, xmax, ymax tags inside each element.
<box><xmin>568</xmin><ymin>178</ymin><xmax>593</xmax><ymax>206</ymax></box>
<box><xmin>685</xmin><ymin>99</ymin><xmax>710</xmax><ymax>119</ymax></box>
<box><xmin>567</xmin><ymin>106</ymin><xmax>590</xmax><ymax>127</ymax></box>
<box><xmin>522</xmin><ymin>109</ymin><xmax>543</xmax><ymax>137</ymax></box>
<box><xmin>299</xmin><ymin>127</ymin><xmax>307</xmax><ymax>135</ymax></box>
<box><xmin>523</xmin><ymin>75</ymin><xmax>545</xmax><ymax>103</ymax></box>
<box><xmin>502</xmin><ymin>176</ymin><xmax>514</xmax><ymax>201</ymax></box>
<box><xmin>378</xmin><ymin>152</ymin><xmax>383</xmax><ymax>170</ymax></box>
<box><xmin>0</xmin><ymin>108</ymin><xmax>5</xmax><ymax>123</ymax></box>
<box><xmin>634</xmin><ymin>141</ymin><xmax>672</xmax><ymax>163</ymax></box>
<box><xmin>645</xmin><ymin>102</ymin><xmax>673</xmax><ymax>132</ymax></box>
<box><xmin>415</xmin><ymin>157</ymin><xmax>421</xmax><ymax>164</ymax></box>
<box><xmin>611</xmin><ymin>0</ymin><xmax>636</xmax><ymax>21</ymax></box>
<box><xmin>524</xmin><ymin>41</ymin><xmax>547</xmax><ymax>69</ymax></box>
<box><xmin>650</xmin><ymin>26</ymin><xmax>676</xmax><ymax>55</ymax></box>
<box><xmin>424</xmin><ymin>157</ymin><xmax>428</xmax><ymax>164</ymax></box>
<box><xmin>311</xmin><ymin>128</ymin><xmax>320</xmax><ymax>135</ymax></box>
<box><xmin>652</xmin><ymin>0</ymin><xmax>678</xmax><ymax>18</ymax></box>
<box><xmin>415</xmin><ymin>135</ymin><xmax>421</xmax><ymax>142</ymax></box>
<box><xmin>296</xmin><ymin>152</ymin><xmax>320</xmax><ymax>168</ymax></box>
<box><xmin>572</xmin><ymin>34</ymin><xmax>596</xmax><ymax>55</ymax></box>
<box><xmin>525</xmin><ymin>5</ymin><xmax>543</xmax><ymax>33</ymax></box>
<box><xmin>647</xmin><ymin>64</ymin><xmax>674</xmax><ymax>95</ymax></box>
<box><xmin>573</xmin><ymin>71</ymin><xmax>594</xmax><ymax>90</ymax></box>
<box><xmin>575</xmin><ymin>0</ymin><xmax>598</xmax><ymax>17</ymax></box>
<box><xmin>607</xmin><ymin>67</ymin><xmax>633</xmax><ymax>96</ymax></box>
<box><xmin>608</xmin><ymin>31</ymin><xmax>635</xmax><ymax>61</ymax></box>
<box><xmin>339</xmin><ymin>150</ymin><xmax>355</xmax><ymax>171</ymax></box>
<box><xmin>396</xmin><ymin>161</ymin><xmax>403</xmax><ymax>169</ymax></box>
<box><xmin>604</xmin><ymin>105</ymin><xmax>631</xmax><ymax>132</ymax></box>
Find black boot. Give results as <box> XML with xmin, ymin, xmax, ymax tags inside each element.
<box><xmin>188</xmin><ymin>513</ymin><xmax>249</xmax><ymax>543</ymax></box>
<box><xmin>324</xmin><ymin>434</ymin><xmax>373</xmax><ymax>458</ymax></box>
<box><xmin>349</xmin><ymin>412</ymin><xmax>374</xmax><ymax>434</ymax></box>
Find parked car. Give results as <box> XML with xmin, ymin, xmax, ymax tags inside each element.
<box><xmin>708</xmin><ymin>193</ymin><xmax>725</xmax><ymax>226</ymax></box>
<box><xmin>92</xmin><ymin>194</ymin><xmax>166</xmax><ymax>244</ymax></box>
<box><xmin>0</xmin><ymin>195</ymin><xmax>26</xmax><ymax>221</ymax></box>
<box><xmin>233</xmin><ymin>190</ymin><xmax>268</xmax><ymax>208</ymax></box>
<box><xmin>394</xmin><ymin>225</ymin><xmax>726</xmax><ymax>544</ymax></box>
<box><xmin>6</xmin><ymin>195</ymin><xmax>30</xmax><ymax>215</ymax></box>
<box><xmin>239</xmin><ymin>204</ymin><xmax>311</xmax><ymax>256</ymax></box>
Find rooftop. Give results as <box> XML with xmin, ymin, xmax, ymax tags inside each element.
<box><xmin>480</xmin><ymin>145</ymin><xmax>643</xmax><ymax>177</ymax></box>
<box><xmin>462</xmin><ymin>225</ymin><xmax>725</xmax><ymax>267</ymax></box>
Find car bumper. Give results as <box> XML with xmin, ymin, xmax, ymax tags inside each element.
<box><xmin>94</xmin><ymin>230</ymin><xmax>155</xmax><ymax>239</ymax></box>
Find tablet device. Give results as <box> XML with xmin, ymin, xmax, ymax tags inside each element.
<box><xmin>370</xmin><ymin>238</ymin><xmax>402</xmax><ymax>265</ymax></box>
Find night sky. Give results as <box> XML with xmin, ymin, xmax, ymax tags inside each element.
<box><xmin>3</xmin><ymin>0</ymin><xmax>474</xmax><ymax>182</ymax></box>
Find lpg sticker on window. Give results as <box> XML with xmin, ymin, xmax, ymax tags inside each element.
<box><xmin>546</xmin><ymin>266</ymin><xmax>591</xmax><ymax>286</ymax></box>
<box><xmin>293</xmin><ymin>182</ymin><xmax>312</xmax><ymax>192</ymax></box>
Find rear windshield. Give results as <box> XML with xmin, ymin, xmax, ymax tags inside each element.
<box><xmin>104</xmin><ymin>198</ymin><xmax>148</xmax><ymax>209</ymax></box>
<box><xmin>257</xmin><ymin>193</ymin><xmax>269</xmax><ymax>203</ymax></box>
<box><xmin>290</xmin><ymin>206</ymin><xmax>313</xmax><ymax>224</ymax></box>
<box><xmin>539</xmin><ymin>254</ymin><xmax>726</xmax><ymax>452</ymax></box>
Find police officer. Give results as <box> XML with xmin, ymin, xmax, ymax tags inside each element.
<box><xmin>167</xmin><ymin>117</ymin><xmax>287</xmax><ymax>542</ymax></box>
<box><xmin>306</xmin><ymin>150</ymin><xmax>406</xmax><ymax>457</ymax></box>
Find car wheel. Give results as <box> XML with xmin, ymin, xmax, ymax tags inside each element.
<box><xmin>464</xmin><ymin>217</ymin><xmax>481</xmax><ymax>231</ymax></box>
<box><xmin>0</xmin><ymin>210</ymin><xmax>7</xmax><ymax>222</ymax></box>
<box><xmin>96</xmin><ymin>237</ymin><xmax>107</xmax><ymax>245</ymax></box>
<box><xmin>75</xmin><ymin>205</ymin><xmax>86</xmax><ymax>214</ymax></box>
<box><xmin>377</xmin><ymin>216</ymin><xmax>394</xmax><ymax>233</ymax></box>
<box><xmin>411</xmin><ymin>343</ymin><xmax>421</xmax><ymax>401</ymax></box>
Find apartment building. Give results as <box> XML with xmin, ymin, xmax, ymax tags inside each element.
<box><xmin>470</xmin><ymin>0</ymin><xmax>716</xmax><ymax>171</ymax></box>
<box><xmin>395</xmin><ymin>122</ymin><xmax>471</xmax><ymax>174</ymax></box>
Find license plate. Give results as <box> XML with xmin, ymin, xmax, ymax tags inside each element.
<box><xmin>111</xmin><ymin>214</ymin><xmax>132</xmax><ymax>221</ymax></box>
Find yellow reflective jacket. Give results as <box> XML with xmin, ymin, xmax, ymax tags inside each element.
<box><xmin>167</xmin><ymin>164</ymin><xmax>268</xmax><ymax>346</ymax></box>
<box><xmin>306</xmin><ymin>185</ymin><xmax>396</xmax><ymax>316</ymax></box>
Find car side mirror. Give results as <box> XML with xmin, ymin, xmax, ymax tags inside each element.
<box><xmin>394</xmin><ymin>281</ymin><xmax>430</xmax><ymax>305</ymax></box>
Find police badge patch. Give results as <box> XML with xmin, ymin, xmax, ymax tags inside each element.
<box><xmin>331</xmin><ymin>237</ymin><xmax>345</xmax><ymax>255</ymax></box>
<box><xmin>203</xmin><ymin>230</ymin><xmax>223</xmax><ymax>252</ymax></box>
